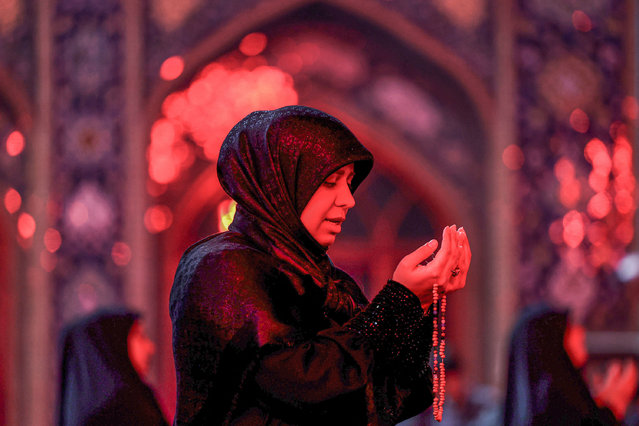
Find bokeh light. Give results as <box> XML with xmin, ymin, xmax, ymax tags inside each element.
<box><xmin>111</xmin><ymin>242</ymin><xmax>132</xmax><ymax>266</ymax></box>
<box><xmin>239</xmin><ymin>32</ymin><xmax>268</xmax><ymax>56</ymax></box>
<box><xmin>572</xmin><ymin>10</ymin><xmax>592</xmax><ymax>32</ymax></box>
<box><xmin>586</xmin><ymin>192</ymin><xmax>611</xmax><ymax>219</ymax></box>
<box><xmin>5</xmin><ymin>130</ymin><xmax>25</xmax><ymax>156</ymax></box>
<box><xmin>149</xmin><ymin>59</ymin><xmax>298</xmax><ymax>186</ymax></box>
<box><xmin>563</xmin><ymin>210</ymin><xmax>585</xmax><ymax>248</ymax></box>
<box><xmin>160</xmin><ymin>55</ymin><xmax>185</xmax><ymax>81</ymax></box>
<box><xmin>502</xmin><ymin>144</ymin><xmax>524</xmax><ymax>170</ymax></box>
<box><xmin>17</xmin><ymin>212</ymin><xmax>36</xmax><ymax>239</ymax></box>
<box><xmin>40</xmin><ymin>251</ymin><xmax>57</xmax><ymax>272</ymax></box>
<box><xmin>43</xmin><ymin>228</ymin><xmax>62</xmax><ymax>253</ymax></box>
<box><xmin>4</xmin><ymin>187</ymin><xmax>21</xmax><ymax>213</ymax></box>
<box><xmin>622</xmin><ymin>96</ymin><xmax>638</xmax><ymax>120</ymax></box>
<box><xmin>144</xmin><ymin>204</ymin><xmax>173</xmax><ymax>233</ymax></box>
<box><xmin>553</xmin><ymin>122</ymin><xmax>636</xmax><ymax>269</ymax></box>
<box><xmin>569</xmin><ymin>108</ymin><xmax>589</xmax><ymax>133</ymax></box>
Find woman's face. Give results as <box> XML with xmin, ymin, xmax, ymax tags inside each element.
<box><xmin>301</xmin><ymin>164</ymin><xmax>355</xmax><ymax>248</ymax></box>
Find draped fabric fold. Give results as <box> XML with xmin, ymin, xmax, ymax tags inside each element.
<box><xmin>171</xmin><ymin>106</ymin><xmax>433</xmax><ymax>425</ymax></box>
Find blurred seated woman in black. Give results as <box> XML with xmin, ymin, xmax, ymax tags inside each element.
<box><xmin>170</xmin><ymin>105</ymin><xmax>471</xmax><ymax>424</ymax></box>
<box><xmin>504</xmin><ymin>304</ymin><xmax>637</xmax><ymax>425</ymax></box>
<box><xmin>57</xmin><ymin>307</ymin><xmax>168</xmax><ymax>425</ymax></box>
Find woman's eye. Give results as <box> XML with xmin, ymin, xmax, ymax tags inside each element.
<box><xmin>323</xmin><ymin>181</ymin><xmax>337</xmax><ymax>187</ymax></box>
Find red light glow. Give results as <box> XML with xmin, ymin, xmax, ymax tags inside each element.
<box><xmin>149</xmin><ymin>60</ymin><xmax>298</xmax><ymax>185</ymax></box>
<box><xmin>615</xmin><ymin>190</ymin><xmax>634</xmax><ymax>214</ymax></box>
<box><xmin>144</xmin><ymin>205</ymin><xmax>173</xmax><ymax>233</ymax></box>
<box><xmin>615</xmin><ymin>220</ymin><xmax>634</xmax><ymax>244</ymax></box>
<box><xmin>44</xmin><ymin>228</ymin><xmax>62</xmax><ymax>253</ymax></box>
<box><xmin>502</xmin><ymin>144</ymin><xmax>524</xmax><ymax>170</ymax></box>
<box><xmin>6</xmin><ymin>131</ymin><xmax>25</xmax><ymax>156</ymax></box>
<box><xmin>587</xmin><ymin>192</ymin><xmax>611</xmax><ymax>219</ymax></box>
<box><xmin>548</xmin><ymin>219</ymin><xmax>564</xmax><ymax>245</ymax></box>
<box><xmin>554</xmin><ymin>157</ymin><xmax>575</xmax><ymax>182</ymax></box>
<box><xmin>584</xmin><ymin>138</ymin><xmax>606</xmax><ymax>164</ymax></box>
<box><xmin>586</xmin><ymin>221</ymin><xmax>606</xmax><ymax>245</ymax></box>
<box><xmin>160</xmin><ymin>56</ymin><xmax>185</xmax><ymax>81</ymax></box>
<box><xmin>622</xmin><ymin>96</ymin><xmax>638</xmax><ymax>120</ymax></box>
<box><xmin>569</xmin><ymin>108</ymin><xmax>589</xmax><ymax>133</ymax></box>
<box><xmin>588</xmin><ymin>170</ymin><xmax>609</xmax><ymax>193</ymax></box>
<box><xmin>111</xmin><ymin>242</ymin><xmax>132</xmax><ymax>266</ymax></box>
<box><xmin>18</xmin><ymin>212</ymin><xmax>36</xmax><ymax>239</ymax></box>
<box><xmin>239</xmin><ymin>32</ymin><xmax>268</xmax><ymax>56</ymax></box>
<box><xmin>563</xmin><ymin>210</ymin><xmax>585</xmax><ymax>248</ymax></box>
<box><xmin>4</xmin><ymin>187</ymin><xmax>21</xmax><ymax>213</ymax></box>
<box><xmin>572</xmin><ymin>10</ymin><xmax>592</xmax><ymax>32</ymax></box>
<box><xmin>40</xmin><ymin>251</ymin><xmax>57</xmax><ymax>272</ymax></box>
<box><xmin>559</xmin><ymin>179</ymin><xmax>580</xmax><ymax>208</ymax></box>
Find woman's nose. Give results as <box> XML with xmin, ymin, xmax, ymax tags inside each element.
<box><xmin>336</xmin><ymin>183</ymin><xmax>355</xmax><ymax>208</ymax></box>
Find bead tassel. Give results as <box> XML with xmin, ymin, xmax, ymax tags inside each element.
<box><xmin>432</xmin><ymin>282</ymin><xmax>446</xmax><ymax>422</ymax></box>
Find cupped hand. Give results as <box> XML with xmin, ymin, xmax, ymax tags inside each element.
<box><xmin>392</xmin><ymin>225</ymin><xmax>471</xmax><ymax>309</ymax></box>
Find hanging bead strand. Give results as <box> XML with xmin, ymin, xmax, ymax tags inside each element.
<box><xmin>432</xmin><ymin>283</ymin><xmax>446</xmax><ymax>422</ymax></box>
<box><xmin>432</xmin><ymin>282</ymin><xmax>440</xmax><ymax>421</ymax></box>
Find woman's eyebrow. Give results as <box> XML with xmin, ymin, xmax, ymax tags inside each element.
<box><xmin>331</xmin><ymin>169</ymin><xmax>355</xmax><ymax>178</ymax></box>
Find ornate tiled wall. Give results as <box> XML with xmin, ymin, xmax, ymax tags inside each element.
<box><xmin>516</xmin><ymin>0</ymin><xmax>635</xmax><ymax>327</ymax></box>
<box><xmin>51</xmin><ymin>0</ymin><xmax>126</xmax><ymax>323</ymax></box>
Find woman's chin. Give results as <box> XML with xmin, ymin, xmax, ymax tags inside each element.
<box><xmin>318</xmin><ymin>235</ymin><xmax>337</xmax><ymax>248</ymax></box>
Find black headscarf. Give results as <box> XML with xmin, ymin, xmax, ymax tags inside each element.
<box><xmin>504</xmin><ymin>304</ymin><xmax>616</xmax><ymax>425</ymax></box>
<box><xmin>57</xmin><ymin>308</ymin><xmax>167</xmax><ymax>426</ymax></box>
<box><xmin>217</xmin><ymin>105</ymin><xmax>374</xmax><ymax>315</ymax></box>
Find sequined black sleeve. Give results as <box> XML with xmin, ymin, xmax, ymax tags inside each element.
<box><xmin>253</xmin><ymin>280</ymin><xmax>434</xmax><ymax>423</ymax></box>
<box><xmin>345</xmin><ymin>280</ymin><xmax>434</xmax><ymax>380</ymax></box>
<box><xmin>171</xmin><ymin>238</ymin><xmax>433</xmax><ymax>424</ymax></box>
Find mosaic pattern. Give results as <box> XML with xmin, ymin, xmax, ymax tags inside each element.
<box><xmin>52</xmin><ymin>0</ymin><xmax>125</xmax><ymax>324</ymax></box>
<box><xmin>0</xmin><ymin>0</ymin><xmax>34</xmax><ymax>95</ymax></box>
<box><xmin>516</xmin><ymin>0</ymin><xmax>632</xmax><ymax>327</ymax></box>
<box><xmin>148</xmin><ymin>13</ymin><xmax>484</xmax><ymax>210</ymax></box>
<box><xmin>144</xmin><ymin>0</ymin><xmax>494</xmax><ymax>94</ymax></box>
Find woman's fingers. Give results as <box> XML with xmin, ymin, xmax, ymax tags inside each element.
<box><xmin>438</xmin><ymin>225</ymin><xmax>461</xmax><ymax>287</ymax></box>
<box><xmin>429</xmin><ymin>226</ymin><xmax>454</xmax><ymax>272</ymax></box>
<box><xmin>446</xmin><ymin>227</ymin><xmax>471</xmax><ymax>293</ymax></box>
<box><xmin>398</xmin><ymin>239</ymin><xmax>438</xmax><ymax>269</ymax></box>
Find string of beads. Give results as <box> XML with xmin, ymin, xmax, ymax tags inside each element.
<box><xmin>432</xmin><ymin>282</ymin><xmax>446</xmax><ymax>422</ymax></box>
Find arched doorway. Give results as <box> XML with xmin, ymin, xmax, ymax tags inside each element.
<box><xmin>145</xmin><ymin>2</ymin><xmax>491</xmax><ymax>419</ymax></box>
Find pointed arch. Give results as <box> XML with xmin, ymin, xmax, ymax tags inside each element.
<box><xmin>145</xmin><ymin>1</ymin><xmax>496</xmax><ymax>416</ymax></box>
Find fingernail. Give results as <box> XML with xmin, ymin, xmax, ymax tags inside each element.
<box><xmin>427</xmin><ymin>239</ymin><xmax>437</xmax><ymax>247</ymax></box>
